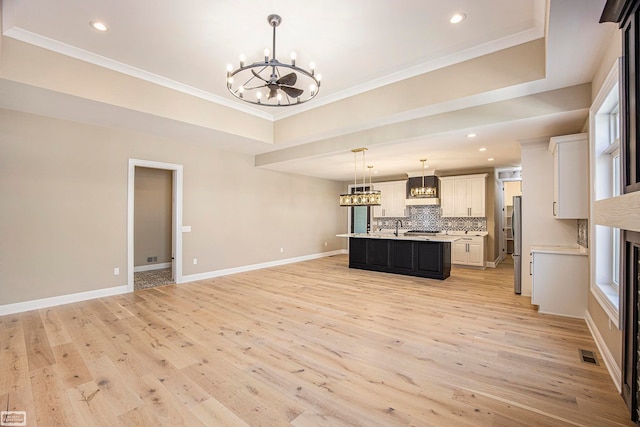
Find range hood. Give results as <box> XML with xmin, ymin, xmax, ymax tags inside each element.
<box><xmin>406</xmin><ymin>176</ymin><xmax>440</xmax><ymax>205</ymax></box>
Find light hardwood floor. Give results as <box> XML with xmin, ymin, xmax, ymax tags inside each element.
<box><xmin>0</xmin><ymin>255</ymin><xmax>633</xmax><ymax>426</ymax></box>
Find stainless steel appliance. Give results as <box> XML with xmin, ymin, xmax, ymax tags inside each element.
<box><xmin>512</xmin><ymin>195</ymin><xmax>522</xmax><ymax>294</ymax></box>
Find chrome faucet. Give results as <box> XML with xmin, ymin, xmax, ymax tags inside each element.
<box><xmin>395</xmin><ymin>219</ymin><xmax>403</xmax><ymax>236</ymax></box>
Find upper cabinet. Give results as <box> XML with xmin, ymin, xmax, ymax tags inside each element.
<box><xmin>440</xmin><ymin>174</ymin><xmax>487</xmax><ymax>217</ymax></box>
<box><xmin>549</xmin><ymin>133</ymin><xmax>588</xmax><ymax>219</ymax></box>
<box><xmin>373</xmin><ymin>180</ymin><xmax>407</xmax><ymax>218</ymax></box>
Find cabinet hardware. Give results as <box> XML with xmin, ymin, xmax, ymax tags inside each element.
<box><xmin>529</xmin><ymin>261</ymin><xmax>533</xmax><ymax>276</ymax></box>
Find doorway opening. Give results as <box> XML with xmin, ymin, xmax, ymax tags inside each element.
<box><xmin>127</xmin><ymin>159</ymin><xmax>183</xmax><ymax>292</ymax></box>
<box><xmin>497</xmin><ymin>169</ymin><xmax>522</xmax><ymax>264</ymax></box>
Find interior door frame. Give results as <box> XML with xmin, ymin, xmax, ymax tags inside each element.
<box><xmin>127</xmin><ymin>159</ymin><xmax>184</xmax><ymax>292</ymax></box>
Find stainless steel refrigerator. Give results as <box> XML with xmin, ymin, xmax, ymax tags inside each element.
<box><xmin>512</xmin><ymin>195</ymin><xmax>522</xmax><ymax>294</ymax></box>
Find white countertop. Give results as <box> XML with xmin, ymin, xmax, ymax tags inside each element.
<box><xmin>336</xmin><ymin>233</ymin><xmax>460</xmax><ymax>242</ymax></box>
<box><xmin>530</xmin><ymin>245</ymin><xmax>588</xmax><ymax>256</ymax></box>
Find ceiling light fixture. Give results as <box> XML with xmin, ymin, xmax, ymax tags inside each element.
<box><xmin>339</xmin><ymin>148</ymin><xmax>381</xmax><ymax>207</ymax></box>
<box><xmin>466</xmin><ymin>133</ymin><xmax>476</xmax><ymax>138</ymax></box>
<box><xmin>226</xmin><ymin>14</ymin><xmax>321</xmax><ymax>107</ymax></box>
<box><xmin>479</xmin><ymin>147</ymin><xmax>487</xmax><ymax>152</ymax></box>
<box><xmin>450</xmin><ymin>13</ymin><xmax>466</xmax><ymax>24</ymax></box>
<box><xmin>90</xmin><ymin>21</ymin><xmax>109</xmax><ymax>32</ymax></box>
<box><xmin>488</xmin><ymin>158</ymin><xmax>495</xmax><ymax>161</ymax></box>
<box><xmin>410</xmin><ymin>159</ymin><xmax>437</xmax><ymax>198</ymax></box>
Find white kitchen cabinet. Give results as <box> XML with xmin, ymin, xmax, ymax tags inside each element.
<box><xmin>452</xmin><ymin>235</ymin><xmax>485</xmax><ymax>268</ymax></box>
<box><xmin>439</xmin><ymin>174</ymin><xmax>487</xmax><ymax>217</ymax></box>
<box><xmin>373</xmin><ymin>180</ymin><xmax>407</xmax><ymax>218</ymax></box>
<box><xmin>549</xmin><ymin>133</ymin><xmax>588</xmax><ymax>219</ymax></box>
<box><xmin>530</xmin><ymin>246</ymin><xmax>588</xmax><ymax>317</ymax></box>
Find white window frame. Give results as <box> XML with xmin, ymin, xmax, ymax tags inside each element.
<box><xmin>590</xmin><ymin>59</ymin><xmax>621</xmax><ymax>328</ymax></box>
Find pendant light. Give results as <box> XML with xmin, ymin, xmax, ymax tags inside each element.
<box><xmin>339</xmin><ymin>148</ymin><xmax>382</xmax><ymax>206</ymax></box>
<box><xmin>410</xmin><ymin>159</ymin><xmax>437</xmax><ymax>198</ymax></box>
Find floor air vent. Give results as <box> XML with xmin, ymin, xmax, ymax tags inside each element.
<box><xmin>579</xmin><ymin>349</ymin><xmax>599</xmax><ymax>365</ymax></box>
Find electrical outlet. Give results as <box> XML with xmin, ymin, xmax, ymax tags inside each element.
<box><xmin>193</xmin><ymin>258</ymin><xmax>198</xmax><ymax>265</ymax></box>
<box><xmin>114</xmin><ymin>267</ymin><xmax>120</xmax><ymax>275</ymax></box>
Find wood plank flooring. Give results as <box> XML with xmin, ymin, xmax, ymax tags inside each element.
<box><xmin>0</xmin><ymin>255</ymin><xmax>633</xmax><ymax>426</ymax></box>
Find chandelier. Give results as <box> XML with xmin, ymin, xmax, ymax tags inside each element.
<box><xmin>226</xmin><ymin>14</ymin><xmax>321</xmax><ymax>107</ymax></box>
<box><xmin>410</xmin><ymin>159</ymin><xmax>437</xmax><ymax>197</ymax></box>
<box><xmin>339</xmin><ymin>148</ymin><xmax>382</xmax><ymax>207</ymax></box>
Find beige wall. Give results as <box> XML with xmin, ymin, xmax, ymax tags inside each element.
<box><xmin>134</xmin><ymin>167</ymin><xmax>172</xmax><ymax>267</ymax></box>
<box><xmin>0</xmin><ymin>108</ymin><xmax>347</xmax><ymax>306</ymax></box>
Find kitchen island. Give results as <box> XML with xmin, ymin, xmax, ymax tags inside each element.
<box><xmin>337</xmin><ymin>233</ymin><xmax>459</xmax><ymax>280</ymax></box>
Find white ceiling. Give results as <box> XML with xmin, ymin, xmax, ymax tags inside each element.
<box><xmin>0</xmin><ymin>0</ymin><xmax>616</xmax><ymax>181</ymax></box>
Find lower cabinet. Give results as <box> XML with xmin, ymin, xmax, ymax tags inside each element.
<box><xmin>451</xmin><ymin>236</ymin><xmax>485</xmax><ymax>268</ymax></box>
<box><xmin>531</xmin><ymin>249</ymin><xmax>588</xmax><ymax>317</ymax></box>
<box><xmin>348</xmin><ymin>238</ymin><xmax>451</xmax><ymax>280</ymax></box>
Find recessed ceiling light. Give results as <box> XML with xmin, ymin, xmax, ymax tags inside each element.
<box><xmin>90</xmin><ymin>21</ymin><xmax>109</xmax><ymax>32</ymax></box>
<box><xmin>466</xmin><ymin>133</ymin><xmax>476</xmax><ymax>138</ymax></box>
<box><xmin>479</xmin><ymin>147</ymin><xmax>487</xmax><ymax>152</ymax></box>
<box><xmin>450</xmin><ymin>13</ymin><xmax>466</xmax><ymax>24</ymax></box>
<box><xmin>488</xmin><ymin>158</ymin><xmax>495</xmax><ymax>162</ymax></box>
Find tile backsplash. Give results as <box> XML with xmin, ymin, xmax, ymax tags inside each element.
<box><xmin>577</xmin><ymin>219</ymin><xmax>588</xmax><ymax>248</ymax></box>
<box><xmin>373</xmin><ymin>205</ymin><xmax>487</xmax><ymax>232</ymax></box>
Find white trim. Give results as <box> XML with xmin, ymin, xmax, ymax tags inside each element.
<box><xmin>128</xmin><ymin>159</ymin><xmax>183</xmax><ymax>292</ymax></box>
<box><xmin>182</xmin><ymin>250</ymin><xmax>347</xmax><ymax>283</ymax></box>
<box><xmin>589</xmin><ymin>58</ymin><xmax>622</xmax><ymax>327</ymax></box>
<box><xmin>537</xmin><ymin>309</ymin><xmax>585</xmax><ymax>320</ymax></box>
<box><xmin>585</xmin><ymin>310</ymin><xmax>622</xmax><ymax>393</ymax></box>
<box><xmin>133</xmin><ymin>262</ymin><xmax>172</xmax><ymax>273</ymax></box>
<box><xmin>0</xmin><ymin>285</ymin><xmax>128</xmax><ymax>316</ymax></box>
<box><xmin>485</xmin><ymin>257</ymin><xmax>501</xmax><ymax>268</ymax></box>
<box><xmin>591</xmin><ymin>284</ymin><xmax>620</xmax><ymax>329</ymax></box>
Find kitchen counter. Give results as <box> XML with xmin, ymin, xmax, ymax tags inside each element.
<box><xmin>530</xmin><ymin>245</ymin><xmax>588</xmax><ymax>256</ymax></box>
<box><xmin>337</xmin><ymin>233</ymin><xmax>460</xmax><ymax>242</ymax></box>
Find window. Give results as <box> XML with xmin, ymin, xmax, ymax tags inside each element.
<box><xmin>591</xmin><ymin>59</ymin><xmax>621</xmax><ymax>327</ymax></box>
<box><xmin>612</xmin><ymin>147</ymin><xmax>621</xmax><ymax>289</ymax></box>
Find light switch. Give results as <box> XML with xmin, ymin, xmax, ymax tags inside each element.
<box><xmin>182</xmin><ymin>225</ymin><xmax>192</xmax><ymax>232</ymax></box>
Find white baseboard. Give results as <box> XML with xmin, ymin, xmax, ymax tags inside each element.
<box><xmin>585</xmin><ymin>310</ymin><xmax>622</xmax><ymax>392</ymax></box>
<box><xmin>0</xmin><ymin>285</ymin><xmax>129</xmax><ymax>316</ymax></box>
<box><xmin>134</xmin><ymin>262</ymin><xmax>171</xmax><ymax>273</ymax></box>
<box><xmin>181</xmin><ymin>249</ymin><xmax>347</xmax><ymax>283</ymax></box>
<box><xmin>485</xmin><ymin>256</ymin><xmax>501</xmax><ymax>268</ymax></box>
<box><xmin>0</xmin><ymin>250</ymin><xmax>349</xmax><ymax>316</ymax></box>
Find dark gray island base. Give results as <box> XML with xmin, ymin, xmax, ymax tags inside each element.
<box><xmin>348</xmin><ymin>237</ymin><xmax>451</xmax><ymax>280</ymax></box>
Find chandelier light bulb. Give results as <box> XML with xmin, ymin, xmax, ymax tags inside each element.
<box><xmin>227</xmin><ymin>76</ymin><xmax>234</xmax><ymax>85</ymax></box>
<box><xmin>290</xmin><ymin>51</ymin><xmax>297</xmax><ymax>65</ymax></box>
<box><xmin>264</xmin><ymin>48</ymin><xmax>270</xmax><ymax>61</ymax></box>
<box><xmin>226</xmin><ymin>64</ymin><xmax>233</xmax><ymax>75</ymax></box>
<box><xmin>309</xmin><ymin>62</ymin><xmax>316</xmax><ymax>74</ymax></box>
<box><xmin>256</xmin><ymin>91</ymin><xmax>262</xmax><ymax>100</ymax></box>
<box><xmin>239</xmin><ymin>54</ymin><xmax>246</xmax><ymax>67</ymax></box>
<box><xmin>316</xmin><ymin>74</ymin><xmax>322</xmax><ymax>83</ymax></box>
<box><xmin>310</xmin><ymin>84</ymin><xmax>317</xmax><ymax>95</ymax></box>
